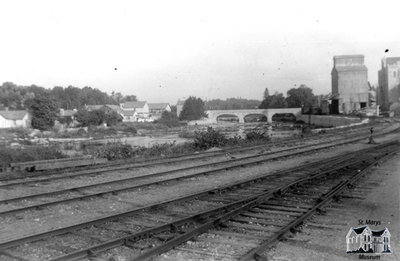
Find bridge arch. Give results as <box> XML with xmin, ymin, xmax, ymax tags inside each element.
<box><xmin>244</xmin><ymin>114</ymin><xmax>268</xmax><ymax>123</ymax></box>
<box><xmin>216</xmin><ymin>114</ymin><xmax>239</xmax><ymax>123</ymax></box>
<box><xmin>271</xmin><ymin>113</ymin><xmax>297</xmax><ymax>122</ymax></box>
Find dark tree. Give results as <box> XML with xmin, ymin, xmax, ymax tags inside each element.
<box><xmin>76</xmin><ymin>108</ymin><xmax>122</xmax><ymax>127</ymax></box>
<box><xmin>28</xmin><ymin>97</ymin><xmax>59</xmax><ymax>130</ymax></box>
<box><xmin>179</xmin><ymin>96</ymin><xmax>207</xmax><ymax>121</ymax></box>
<box><xmin>158</xmin><ymin>111</ymin><xmax>180</xmax><ymax>127</ymax></box>
<box><xmin>104</xmin><ymin>110</ymin><xmax>123</xmax><ymax>126</ymax></box>
<box><xmin>205</xmin><ymin>98</ymin><xmax>260</xmax><ymax>110</ymax></box>
<box><xmin>259</xmin><ymin>92</ymin><xmax>287</xmax><ymax>108</ymax></box>
<box><xmin>170</xmin><ymin>105</ymin><xmax>177</xmax><ymax>113</ymax></box>
<box><xmin>286</xmin><ymin>85</ymin><xmax>317</xmax><ymax>108</ymax></box>
<box><xmin>121</xmin><ymin>95</ymin><xmax>137</xmax><ymax>102</ymax></box>
<box><xmin>263</xmin><ymin>88</ymin><xmax>270</xmax><ymax>100</ymax></box>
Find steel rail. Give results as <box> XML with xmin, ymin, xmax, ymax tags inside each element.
<box><xmin>0</xmin><ymin>138</ymin><xmax>389</xmax><ymax>216</ymax></box>
<box><xmin>0</xmin><ymin>123</ymin><xmax>344</xmax><ymax>178</ymax></box>
<box><xmin>0</xmin><ymin>132</ymin><xmax>355</xmax><ymax>188</ymax></box>
<box><xmin>240</xmin><ymin>150</ymin><xmax>396</xmax><ymax>260</ymax></box>
<box><xmin>46</xmin><ymin>145</ymin><xmax>396</xmax><ymax>261</ymax></box>
<box><xmin>1</xmin><ymin>127</ymin><xmax>388</xmax><ymax>198</ymax></box>
<box><xmin>132</xmin><ymin>146</ymin><xmax>398</xmax><ymax>261</ymax></box>
<box><xmin>1</xmin><ymin>142</ymin><xmax>392</xmax><ymax>251</ymax></box>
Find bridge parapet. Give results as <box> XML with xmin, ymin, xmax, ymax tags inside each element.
<box><xmin>204</xmin><ymin>108</ymin><xmax>301</xmax><ymax>124</ymax></box>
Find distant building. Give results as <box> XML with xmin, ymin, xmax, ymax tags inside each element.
<box><xmin>85</xmin><ymin>104</ymin><xmax>123</xmax><ymax>115</ymax></box>
<box><xmin>331</xmin><ymin>55</ymin><xmax>370</xmax><ymax>114</ymax></box>
<box><xmin>58</xmin><ymin>109</ymin><xmax>78</xmax><ymax>126</ymax></box>
<box><xmin>121</xmin><ymin>110</ymin><xmax>137</xmax><ymax>122</ymax></box>
<box><xmin>378</xmin><ymin>57</ymin><xmax>400</xmax><ymax>111</ymax></box>
<box><xmin>0</xmin><ymin>110</ymin><xmax>30</xmax><ymax>128</ymax></box>
<box><xmin>148</xmin><ymin>103</ymin><xmax>171</xmax><ymax>120</ymax></box>
<box><xmin>120</xmin><ymin>101</ymin><xmax>149</xmax><ymax>119</ymax></box>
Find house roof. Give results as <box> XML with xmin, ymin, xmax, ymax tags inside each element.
<box><xmin>0</xmin><ymin>110</ymin><xmax>28</xmax><ymax>120</ymax></box>
<box><xmin>122</xmin><ymin>101</ymin><xmax>147</xmax><ymax>109</ymax></box>
<box><xmin>372</xmin><ymin>229</ymin><xmax>387</xmax><ymax>237</ymax></box>
<box><xmin>105</xmin><ymin>104</ymin><xmax>122</xmax><ymax>113</ymax></box>
<box><xmin>122</xmin><ymin>110</ymin><xmax>136</xmax><ymax>116</ymax></box>
<box><xmin>86</xmin><ymin>104</ymin><xmax>122</xmax><ymax>113</ymax></box>
<box><xmin>148</xmin><ymin>103</ymin><xmax>170</xmax><ymax>109</ymax></box>
<box><xmin>352</xmin><ymin>226</ymin><xmax>368</xmax><ymax>234</ymax></box>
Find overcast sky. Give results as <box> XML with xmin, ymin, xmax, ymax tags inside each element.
<box><xmin>1</xmin><ymin>0</ymin><xmax>399</xmax><ymax>104</ymax></box>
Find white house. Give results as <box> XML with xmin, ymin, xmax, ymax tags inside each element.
<box><xmin>0</xmin><ymin>110</ymin><xmax>31</xmax><ymax>128</ymax></box>
<box><xmin>346</xmin><ymin>226</ymin><xmax>391</xmax><ymax>253</ymax></box>
<box><xmin>121</xmin><ymin>110</ymin><xmax>137</xmax><ymax>122</ymax></box>
<box><xmin>121</xmin><ymin>101</ymin><xmax>150</xmax><ymax>119</ymax></box>
<box><xmin>148</xmin><ymin>103</ymin><xmax>171</xmax><ymax>120</ymax></box>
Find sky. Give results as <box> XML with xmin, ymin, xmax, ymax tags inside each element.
<box><xmin>0</xmin><ymin>0</ymin><xmax>400</xmax><ymax>104</ymax></box>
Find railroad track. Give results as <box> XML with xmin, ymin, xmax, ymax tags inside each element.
<box><xmin>0</xmin><ymin>141</ymin><xmax>397</xmax><ymax>261</ymax></box>
<box><xmin>102</xmin><ymin>141</ymin><xmax>399</xmax><ymax>261</ymax></box>
<box><xmin>0</xmin><ymin>122</ymin><xmax>385</xmax><ymax>184</ymax></box>
<box><xmin>0</xmin><ymin>126</ymin><xmax>390</xmax><ymax>219</ymax></box>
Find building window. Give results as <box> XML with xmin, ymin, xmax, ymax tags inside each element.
<box><xmin>394</xmin><ymin>71</ymin><xmax>397</xmax><ymax>78</ymax></box>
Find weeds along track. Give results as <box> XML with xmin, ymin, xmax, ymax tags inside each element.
<box><xmin>0</xmin><ymin>126</ymin><xmax>390</xmax><ymax>219</ymax></box>
<box><xmin>0</xmin><ymin>141</ymin><xmax>396</xmax><ymax>261</ymax></box>
<box><xmin>0</xmin><ymin>123</ymin><xmax>395</xmax><ymax>190</ymax></box>
<box><xmin>0</xmin><ymin>123</ymin><xmax>388</xmax><ymax>184</ymax></box>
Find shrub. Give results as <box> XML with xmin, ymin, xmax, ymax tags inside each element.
<box><xmin>133</xmin><ymin>142</ymin><xmax>196</xmax><ymax>159</ymax></box>
<box><xmin>226</xmin><ymin>134</ymin><xmax>243</xmax><ymax>146</ymax></box>
<box><xmin>0</xmin><ymin>145</ymin><xmax>66</xmax><ymax>166</ymax></box>
<box><xmin>141</xmin><ymin>143</ymin><xmax>175</xmax><ymax>157</ymax></box>
<box><xmin>114</xmin><ymin>123</ymin><xmax>138</xmax><ymax>135</ymax></box>
<box><xmin>193</xmin><ymin>127</ymin><xmax>228</xmax><ymax>149</ymax></box>
<box><xmin>94</xmin><ymin>141</ymin><xmax>134</xmax><ymax>160</ymax></box>
<box><xmin>157</xmin><ymin>111</ymin><xmax>181</xmax><ymax>127</ymax></box>
<box><xmin>245</xmin><ymin>130</ymin><xmax>270</xmax><ymax>142</ymax></box>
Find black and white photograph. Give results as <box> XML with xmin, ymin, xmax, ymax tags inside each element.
<box><xmin>0</xmin><ymin>0</ymin><xmax>399</xmax><ymax>260</ymax></box>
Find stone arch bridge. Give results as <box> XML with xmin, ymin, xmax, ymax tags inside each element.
<box><xmin>204</xmin><ymin>108</ymin><xmax>302</xmax><ymax>124</ymax></box>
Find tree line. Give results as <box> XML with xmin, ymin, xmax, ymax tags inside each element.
<box><xmin>0</xmin><ymin>82</ymin><xmax>137</xmax><ymax>110</ymax></box>
<box><xmin>259</xmin><ymin>85</ymin><xmax>319</xmax><ymax>109</ymax></box>
<box><xmin>0</xmin><ymin>82</ymin><xmax>137</xmax><ymax>130</ymax></box>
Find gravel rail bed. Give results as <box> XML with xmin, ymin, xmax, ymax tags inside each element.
<box><xmin>0</xmin><ymin>143</ymin><xmax>391</xmax><ymax>260</ymax></box>
<box><xmin>49</xmin><ymin>142</ymin><xmax>399</xmax><ymax>261</ymax></box>
<box><xmin>0</xmin><ymin>131</ymin><xmax>384</xmax><ymax>212</ymax></box>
